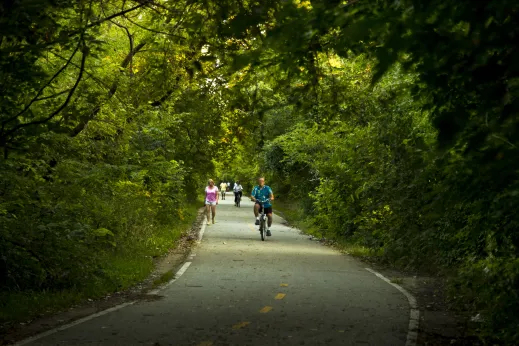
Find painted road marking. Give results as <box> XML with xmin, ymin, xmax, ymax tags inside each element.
<box><xmin>197</xmin><ymin>221</ymin><xmax>207</xmax><ymax>242</ymax></box>
<box><xmin>280</xmin><ymin>283</ymin><xmax>288</xmax><ymax>287</ymax></box>
<box><xmin>365</xmin><ymin>268</ymin><xmax>419</xmax><ymax>346</ymax></box>
<box><xmin>12</xmin><ymin>302</ymin><xmax>137</xmax><ymax>346</ymax></box>
<box><xmin>259</xmin><ymin>306</ymin><xmax>273</xmax><ymax>313</ymax></box>
<box><xmin>274</xmin><ymin>293</ymin><xmax>286</xmax><ymax>300</ymax></box>
<box><xmin>196</xmin><ymin>342</ymin><xmax>213</xmax><ymax>346</ymax></box>
<box><xmin>148</xmin><ymin>261</ymin><xmax>192</xmax><ymax>295</ymax></box>
<box><xmin>13</xmin><ymin>219</ymin><xmax>208</xmax><ymax>346</ymax></box>
<box><xmin>248</xmin><ymin>224</ymin><xmax>256</xmax><ymax>232</ymax></box>
<box><xmin>232</xmin><ymin>321</ymin><xmax>251</xmax><ymax>330</ymax></box>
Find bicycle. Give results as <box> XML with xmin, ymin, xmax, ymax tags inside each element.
<box><xmin>256</xmin><ymin>199</ymin><xmax>269</xmax><ymax>241</ymax></box>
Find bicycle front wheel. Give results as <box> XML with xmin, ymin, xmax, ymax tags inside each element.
<box><xmin>260</xmin><ymin>217</ymin><xmax>266</xmax><ymax>241</ymax></box>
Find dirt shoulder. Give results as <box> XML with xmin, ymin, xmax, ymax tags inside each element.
<box><xmin>0</xmin><ymin>208</ymin><xmax>206</xmax><ymax>346</ymax></box>
<box><xmin>363</xmin><ymin>264</ymin><xmax>481</xmax><ymax>346</ymax></box>
<box><xmin>274</xmin><ymin>210</ymin><xmax>481</xmax><ymax>346</ymax></box>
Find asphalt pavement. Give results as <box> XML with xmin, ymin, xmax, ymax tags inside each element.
<box><xmin>22</xmin><ymin>197</ymin><xmax>410</xmax><ymax>346</ymax></box>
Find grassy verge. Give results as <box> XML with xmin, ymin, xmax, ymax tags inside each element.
<box><xmin>273</xmin><ymin>199</ymin><xmax>315</xmax><ymax>233</ymax></box>
<box><xmin>0</xmin><ymin>202</ymin><xmax>200</xmax><ymax>325</ymax></box>
<box><xmin>152</xmin><ymin>270</ymin><xmax>175</xmax><ymax>288</ymax></box>
<box><xmin>274</xmin><ymin>199</ymin><xmax>377</xmax><ymax>260</ymax></box>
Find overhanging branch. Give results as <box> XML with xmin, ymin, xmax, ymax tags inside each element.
<box><xmin>69</xmin><ymin>2</ymin><xmax>148</xmax><ymax>37</ymax></box>
<box><xmin>1</xmin><ymin>40</ymin><xmax>82</xmax><ymax>130</ymax></box>
<box><xmin>4</xmin><ymin>43</ymin><xmax>88</xmax><ymax>138</ymax></box>
<box><xmin>70</xmin><ymin>41</ymin><xmax>146</xmax><ymax>137</ymax></box>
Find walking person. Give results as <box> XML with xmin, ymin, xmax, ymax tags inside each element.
<box><xmin>233</xmin><ymin>180</ymin><xmax>243</xmax><ymax>206</ymax></box>
<box><xmin>205</xmin><ymin>179</ymin><xmax>219</xmax><ymax>225</ymax></box>
<box><xmin>219</xmin><ymin>181</ymin><xmax>227</xmax><ymax>200</ymax></box>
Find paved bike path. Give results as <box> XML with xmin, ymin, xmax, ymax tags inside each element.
<box><xmin>24</xmin><ymin>198</ymin><xmax>409</xmax><ymax>345</ymax></box>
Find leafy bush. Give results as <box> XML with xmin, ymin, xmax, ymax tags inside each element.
<box><xmin>260</xmin><ymin>56</ymin><xmax>519</xmax><ymax>344</ymax></box>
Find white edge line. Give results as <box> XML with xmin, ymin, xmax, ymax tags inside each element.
<box><xmin>198</xmin><ymin>219</ymin><xmax>207</xmax><ymax>242</ymax></box>
<box><xmin>365</xmin><ymin>268</ymin><xmax>419</xmax><ymax>346</ymax></box>
<box><xmin>148</xmin><ymin>216</ymin><xmax>206</xmax><ymax>295</ymax></box>
<box><xmin>12</xmin><ymin>301</ymin><xmax>136</xmax><ymax>346</ymax></box>
<box><xmin>147</xmin><ymin>260</ymin><xmax>192</xmax><ymax>295</ymax></box>
<box><xmin>12</xmin><ymin>217</ymin><xmax>208</xmax><ymax>346</ymax></box>
<box><xmin>13</xmin><ymin>261</ymin><xmax>195</xmax><ymax>346</ymax></box>
<box><xmin>147</xmin><ymin>217</ymin><xmax>207</xmax><ymax>294</ymax></box>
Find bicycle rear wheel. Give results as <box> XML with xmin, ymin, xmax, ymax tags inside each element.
<box><xmin>260</xmin><ymin>216</ymin><xmax>266</xmax><ymax>241</ymax></box>
<box><xmin>237</xmin><ymin>195</ymin><xmax>241</xmax><ymax>207</ymax></box>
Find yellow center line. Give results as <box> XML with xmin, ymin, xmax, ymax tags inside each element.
<box><xmin>248</xmin><ymin>223</ymin><xmax>256</xmax><ymax>232</ymax></box>
<box><xmin>259</xmin><ymin>306</ymin><xmax>273</xmax><ymax>313</ymax></box>
<box><xmin>196</xmin><ymin>342</ymin><xmax>214</xmax><ymax>346</ymax></box>
<box><xmin>280</xmin><ymin>283</ymin><xmax>289</xmax><ymax>287</ymax></box>
<box><xmin>274</xmin><ymin>293</ymin><xmax>286</xmax><ymax>300</ymax></box>
<box><xmin>232</xmin><ymin>321</ymin><xmax>251</xmax><ymax>330</ymax></box>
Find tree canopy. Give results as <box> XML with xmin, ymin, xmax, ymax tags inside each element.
<box><xmin>1</xmin><ymin>0</ymin><xmax>518</xmax><ymax>343</ymax></box>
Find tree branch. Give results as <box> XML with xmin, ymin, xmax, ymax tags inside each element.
<box><xmin>123</xmin><ymin>14</ymin><xmax>186</xmax><ymax>40</ymax></box>
<box><xmin>109</xmin><ymin>19</ymin><xmax>135</xmax><ymax>76</ymax></box>
<box><xmin>4</xmin><ymin>43</ymin><xmax>88</xmax><ymax>138</ymax></box>
<box><xmin>119</xmin><ymin>42</ymin><xmax>146</xmax><ymax>77</ymax></box>
<box><xmin>150</xmin><ymin>89</ymin><xmax>175</xmax><ymax>107</ymax></box>
<box><xmin>1</xmin><ymin>40</ymin><xmax>82</xmax><ymax>130</ymax></box>
<box><xmin>1</xmin><ymin>1</ymin><xmax>153</xmax><ymax>55</ymax></box>
<box><xmin>35</xmin><ymin>89</ymin><xmax>72</xmax><ymax>101</ymax></box>
<box><xmin>68</xmin><ymin>2</ymin><xmax>148</xmax><ymax>37</ymax></box>
<box><xmin>70</xmin><ymin>41</ymin><xmax>146</xmax><ymax>137</ymax></box>
<box><xmin>49</xmin><ymin>51</ymin><xmax>119</xmax><ymax>98</ymax></box>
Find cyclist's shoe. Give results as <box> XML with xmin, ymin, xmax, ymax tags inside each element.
<box><xmin>266</xmin><ymin>229</ymin><xmax>272</xmax><ymax>236</ymax></box>
<box><xmin>255</xmin><ymin>218</ymin><xmax>260</xmax><ymax>225</ymax></box>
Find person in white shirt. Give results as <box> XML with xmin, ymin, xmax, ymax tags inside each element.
<box><xmin>233</xmin><ymin>181</ymin><xmax>243</xmax><ymax>206</ymax></box>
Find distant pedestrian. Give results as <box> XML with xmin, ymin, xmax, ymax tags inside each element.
<box><xmin>220</xmin><ymin>181</ymin><xmax>227</xmax><ymax>200</ymax></box>
<box><xmin>205</xmin><ymin>179</ymin><xmax>219</xmax><ymax>225</ymax></box>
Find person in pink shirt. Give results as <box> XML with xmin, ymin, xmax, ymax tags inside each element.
<box><xmin>205</xmin><ymin>179</ymin><xmax>219</xmax><ymax>225</ymax></box>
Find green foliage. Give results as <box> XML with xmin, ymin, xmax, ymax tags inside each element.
<box><xmin>0</xmin><ymin>0</ymin><xmax>225</xmax><ymax>323</ymax></box>
<box><xmin>247</xmin><ymin>48</ymin><xmax>518</xmax><ymax>344</ymax></box>
<box><xmin>208</xmin><ymin>1</ymin><xmax>519</xmax><ymax>342</ymax></box>
<box><xmin>1</xmin><ymin>0</ymin><xmax>519</xmax><ymax>344</ymax></box>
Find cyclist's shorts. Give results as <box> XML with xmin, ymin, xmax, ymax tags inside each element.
<box><xmin>256</xmin><ymin>202</ymin><xmax>272</xmax><ymax>214</ymax></box>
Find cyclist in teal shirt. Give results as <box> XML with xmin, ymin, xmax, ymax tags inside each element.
<box><xmin>251</xmin><ymin>177</ymin><xmax>274</xmax><ymax>236</ymax></box>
